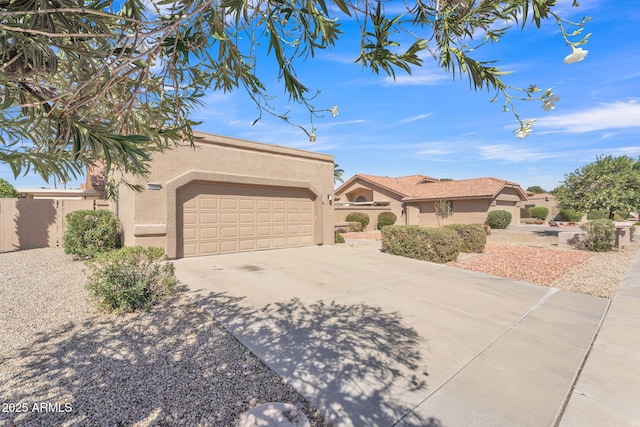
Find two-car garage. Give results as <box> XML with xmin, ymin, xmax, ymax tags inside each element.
<box><xmin>177</xmin><ymin>182</ymin><xmax>315</xmax><ymax>258</ymax></box>
<box><xmin>116</xmin><ymin>132</ymin><xmax>335</xmax><ymax>259</ymax></box>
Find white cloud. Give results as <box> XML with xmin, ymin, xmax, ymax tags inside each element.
<box><xmin>398</xmin><ymin>114</ymin><xmax>432</xmax><ymax>125</ymax></box>
<box><xmin>478</xmin><ymin>144</ymin><xmax>555</xmax><ymax>163</ymax></box>
<box><xmin>536</xmin><ymin>100</ymin><xmax>640</xmax><ymax>133</ymax></box>
<box><xmin>383</xmin><ymin>69</ymin><xmax>448</xmax><ymax>86</ymax></box>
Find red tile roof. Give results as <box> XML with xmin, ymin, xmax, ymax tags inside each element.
<box><xmin>404</xmin><ymin>177</ymin><xmax>525</xmax><ymax>201</ymax></box>
<box><xmin>335</xmin><ymin>174</ymin><xmax>527</xmax><ymax>201</ymax></box>
<box><xmin>341</xmin><ymin>174</ymin><xmax>438</xmax><ymax>197</ymax></box>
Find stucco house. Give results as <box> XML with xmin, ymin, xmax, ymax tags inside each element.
<box><xmin>519</xmin><ymin>192</ymin><xmax>559</xmax><ymax>220</ymax></box>
<box><xmin>114</xmin><ymin>132</ymin><xmax>335</xmax><ymax>259</ymax></box>
<box><xmin>334</xmin><ymin>174</ymin><xmax>528</xmax><ymax>229</ymax></box>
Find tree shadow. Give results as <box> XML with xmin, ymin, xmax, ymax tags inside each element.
<box><xmin>0</xmin><ymin>294</ymin><xmax>330</xmax><ymax>427</ymax></box>
<box><xmin>532</xmin><ymin>230</ymin><xmax>560</xmax><ymax>237</ymax></box>
<box><xmin>191</xmin><ymin>291</ymin><xmax>437</xmax><ymax>427</ymax></box>
<box><xmin>14</xmin><ymin>199</ymin><xmax>57</xmax><ymax>249</ymax></box>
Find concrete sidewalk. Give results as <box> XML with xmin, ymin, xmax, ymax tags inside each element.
<box><xmin>175</xmin><ymin>243</ymin><xmax>609</xmax><ymax>426</ymax></box>
<box><xmin>558</xmin><ymin>248</ymin><xmax>640</xmax><ymax>426</ymax></box>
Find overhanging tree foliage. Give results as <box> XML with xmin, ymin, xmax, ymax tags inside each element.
<box><xmin>1</xmin><ymin>0</ymin><xmax>591</xmax><ymax>191</ymax></box>
<box><xmin>556</xmin><ymin>155</ymin><xmax>640</xmax><ymax>220</ymax></box>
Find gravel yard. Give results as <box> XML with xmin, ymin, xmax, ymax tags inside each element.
<box><xmin>2</xmin><ymin>228</ymin><xmax>638</xmax><ymax>426</ymax></box>
<box><xmin>0</xmin><ymin>249</ymin><xmax>329</xmax><ymax>427</ymax></box>
<box><xmin>343</xmin><ymin>226</ymin><xmax>640</xmax><ymax>299</ymax></box>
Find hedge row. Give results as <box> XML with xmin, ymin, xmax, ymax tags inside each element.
<box><xmin>381</xmin><ymin>224</ymin><xmax>487</xmax><ymax>263</ymax></box>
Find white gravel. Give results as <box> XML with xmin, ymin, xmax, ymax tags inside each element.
<box><xmin>0</xmin><ymin>248</ymin><xmax>329</xmax><ymax>427</ymax></box>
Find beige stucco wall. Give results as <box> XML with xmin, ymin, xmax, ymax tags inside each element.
<box><xmin>116</xmin><ymin>132</ymin><xmax>335</xmax><ymax>259</ymax></box>
<box><xmin>334</xmin><ymin>206</ymin><xmax>401</xmax><ymax>230</ymax></box>
<box><xmin>417</xmin><ymin>199</ymin><xmax>493</xmax><ymax>227</ymax></box>
<box><xmin>0</xmin><ymin>199</ymin><xmax>113</xmax><ymax>251</ymax></box>
<box><xmin>333</xmin><ymin>179</ymin><xmax>406</xmax><ymax>230</ymax></box>
<box><xmin>520</xmin><ymin>194</ymin><xmax>559</xmax><ymax>220</ymax></box>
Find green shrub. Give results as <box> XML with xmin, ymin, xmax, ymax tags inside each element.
<box><xmin>587</xmin><ymin>210</ymin><xmax>607</xmax><ymax>220</ymax></box>
<box><xmin>345</xmin><ymin>212</ymin><xmax>370</xmax><ymax>230</ymax></box>
<box><xmin>85</xmin><ymin>246</ymin><xmax>178</xmax><ymax>313</ymax></box>
<box><xmin>573</xmin><ymin>219</ymin><xmax>616</xmax><ymax>252</ymax></box>
<box><xmin>529</xmin><ymin>206</ymin><xmax>549</xmax><ymax>221</ymax></box>
<box><xmin>64</xmin><ymin>210</ymin><xmax>122</xmax><ymax>259</ymax></box>
<box><xmin>520</xmin><ymin>207</ymin><xmax>532</xmax><ymax>218</ymax></box>
<box><xmin>558</xmin><ymin>208</ymin><xmax>583</xmax><ymax>223</ymax></box>
<box><xmin>445</xmin><ymin>224</ymin><xmax>486</xmax><ymax>253</ymax></box>
<box><xmin>347</xmin><ymin>222</ymin><xmax>362</xmax><ymax>232</ymax></box>
<box><xmin>486</xmin><ymin>210</ymin><xmax>512</xmax><ymax>229</ymax></box>
<box><xmin>381</xmin><ymin>225</ymin><xmax>461</xmax><ymax>264</ymax></box>
<box><xmin>335</xmin><ymin>232</ymin><xmax>345</xmax><ymax>243</ymax></box>
<box><xmin>0</xmin><ymin>179</ymin><xmax>18</xmax><ymax>198</ymax></box>
<box><xmin>377</xmin><ymin>212</ymin><xmax>397</xmax><ymax>229</ymax></box>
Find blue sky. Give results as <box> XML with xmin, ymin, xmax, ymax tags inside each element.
<box><xmin>3</xmin><ymin>0</ymin><xmax>639</xmax><ymax>191</ymax></box>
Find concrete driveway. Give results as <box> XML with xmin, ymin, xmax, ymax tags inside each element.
<box><xmin>174</xmin><ymin>241</ymin><xmax>608</xmax><ymax>427</ymax></box>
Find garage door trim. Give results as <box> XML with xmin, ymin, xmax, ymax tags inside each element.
<box><xmin>164</xmin><ymin>171</ymin><xmax>324</xmax><ymax>259</ymax></box>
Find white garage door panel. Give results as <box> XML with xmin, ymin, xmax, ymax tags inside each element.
<box><xmin>178</xmin><ymin>182</ymin><xmax>315</xmax><ymax>258</ymax></box>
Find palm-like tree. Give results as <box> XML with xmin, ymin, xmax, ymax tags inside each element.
<box><xmin>334</xmin><ymin>163</ymin><xmax>345</xmax><ymax>184</ymax></box>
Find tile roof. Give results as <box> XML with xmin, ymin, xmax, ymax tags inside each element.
<box><xmin>402</xmin><ymin>177</ymin><xmax>525</xmax><ymax>201</ymax></box>
<box><xmin>350</xmin><ymin>174</ymin><xmax>438</xmax><ymax>197</ymax></box>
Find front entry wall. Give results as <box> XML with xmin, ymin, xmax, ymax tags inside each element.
<box><xmin>177</xmin><ymin>181</ymin><xmax>315</xmax><ymax>257</ymax></box>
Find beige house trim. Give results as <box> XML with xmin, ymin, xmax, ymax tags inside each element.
<box><xmin>115</xmin><ymin>132</ymin><xmax>334</xmax><ymax>259</ymax></box>
<box><xmin>162</xmin><ymin>170</ymin><xmax>325</xmax><ymax>259</ymax></box>
<box><xmin>335</xmin><ymin>174</ymin><xmax>528</xmax><ymax>229</ymax></box>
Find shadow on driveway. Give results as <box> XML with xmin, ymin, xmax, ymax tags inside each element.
<box><xmin>191</xmin><ymin>291</ymin><xmax>439</xmax><ymax>427</ymax></box>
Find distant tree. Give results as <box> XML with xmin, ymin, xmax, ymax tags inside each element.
<box><xmin>556</xmin><ymin>156</ymin><xmax>640</xmax><ymax>220</ymax></box>
<box><xmin>439</xmin><ymin>178</ymin><xmax>453</xmax><ymax>181</ymax></box>
<box><xmin>0</xmin><ymin>178</ymin><xmax>18</xmax><ymax>198</ymax></box>
<box><xmin>334</xmin><ymin>164</ymin><xmax>345</xmax><ymax>185</ymax></box>
<box><xmin>526</xmin><ymin>185</ymin><xmax>546</xmax><ymax>193</ymax></box>
<box><xmin>434</xmin><ymin>199</ymin><xmax>453</xmax><ymax>226</ymax></box>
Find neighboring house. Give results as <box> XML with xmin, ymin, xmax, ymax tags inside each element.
<box><xmin>114</xmin><ymin>132</ymin><xmax>335</xmax><ymax>259</ymax></box>
<box><xmin>334</xmin><ymin>174</ymin><xmax>528</xmax><ymax>229</ymax></box>
<box><xmin>519</xmin><ymin>192</ymin><xmax>559</xmax><ymax>220</ymax></box>
<box><xmin>16</xmin><ymin>188</ymin><xmax>103</xmax><ymax>200</ymax></box>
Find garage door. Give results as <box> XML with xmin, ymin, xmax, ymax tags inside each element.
<box><xmin>177</xmin><ymin>182</ymin><xmax>315</xmax><ymax>257</ymax></box>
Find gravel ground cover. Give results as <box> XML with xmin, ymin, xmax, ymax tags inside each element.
<box><xmin>342</xmin><ymin>227</ymin><xmax>640</xmax><ymax>299</ymax></box>
<box><xmin>0</xmin><ymin>248</ymin><xmax>329</xmax><ymax>427</ymax></box>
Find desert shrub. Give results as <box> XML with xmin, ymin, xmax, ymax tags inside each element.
<box><xmin>486</xmin><ymin>210</ymin><xmax>512</xmax><ymax>229</ymax></box>
<box><xmin>381</xmin><ymin>225</ymin><xmax>461</xmax><ymax>264</ymax></box>
<box><xmin>520</xmin><ymin>207</ymin><xmax>532</xmax><ymax>218</ymax></box>
<box><xmin>558</xmin><ymin>208</ymin><xmax>583</xmax><ymax>223</ymax></box>
<box><xmin>345</xmin><ymin>212</ymin><xmax>370</xmax><ymax>230</ymax></box>
<box><xmin>529</xmin><ymin>206</ymin><xmax>549</xmax><ymax>221</ymax></box>
<box><xmin>64</xmin><ymin>210</ymin><xmax>121</xmax><ymax>259</ymax></box>
<box><xmin>377</xmin><ymin>212</ymin><xmax>397</xmax><ymax>229</ymax></box>
<box><xmin>347</xmin><ymin>222</ymin><xmax>362</xmax><ymax>232</ymax></box>
<box><xmin>445</xmin><ymin>224</ymin><xmax>486</xmax><ymax>253</ymax></box>
<box><xmin>85</xmin><ymin>246</ymin><xmax>178</xmax><ymax>313</ymax></box>
<box><xmin>0</xmin><ymin>179</ymin><xmax>18</xmax><ymax>198</ymax></box>
<box><xmin>587</xmin><ymin>210</ymin><xmax>607</xmax><ymax>220</ymax></box>
<box><xmin>335</xmin><ymin>232</ymin><xmax>345</xmax><ymax>243</ymax></box>
<box><xmin>572</xmin><ymin>219</ymin><xmax>616</xmax><ymax>252</ymax></box>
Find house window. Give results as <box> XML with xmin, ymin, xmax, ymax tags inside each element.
<box><xmin>356</xmin><ymin>196</ymin><xmax>367</xmax><ymax>202</ymax></box>
<box><xmin>525</xmin><ymin>204</ymin><xmax>535</xmax><ymax>209</ymax></box>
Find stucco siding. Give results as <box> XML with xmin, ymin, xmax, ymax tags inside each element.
<box><xmin>116</xmin><ymin>133</ymin><xmax>334</xmax><ymax>258</ymax></box>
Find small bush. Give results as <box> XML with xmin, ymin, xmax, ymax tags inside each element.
<box><xmin>529</xmin><ymin>206</ymin><xmax>549</xmax><ymax>221</ymax></box>
<box><xmin>377</xmin><ymin>212</ymin><xmax>397</xmax><ymax>229</ymax></box>
<box><xmin>520</xmin><ymin>208</ymin><xmax>532</xmax><ymax>218</ymax></box>
<box><xmin>381</xmin><ymin>226</ymin><xmax>461</xmax><ymax>264</ymax></box>
<box><xmin>573</xmin><ymin>219</ymin><xmax>616</xmax><ymax>252</ymax></box>
<box><xmin>85</xmin><ymin>246</ymin><xmax>178</xmax><ymax>313</ymax></box>
<box><xmin>486</xmin><ymin>210</ymin><xmax>512</xmax><ymax>229</ymax></box>
<box><xmin>345</xmin><ymin>212</ymin><xmax>370</xmax><ymax>230</ymax></box>
<box><xmin>335</xmin><ymin>232</ymin><xmax>345</xmax><ymax>243</ymax></box>
<box><xmin>0</xmin><ymin>178</ymin><xmax>18</xmax><ymax>198</ymax></box>
<box><xmin>558</xmin><ymin>208</ymin><xmax>583</xmax><ymax>223</ymax></box>
<box><xmin>445</xmin><ymin>224</ymin><xmax>486</xmax><ymax>253</ymax></box>
<box><xmin>347</xmin><ymin>222</ymin><xmax>362</xmax><ymax>232</ymax></box>
<box><xmin>64</xmin><ymin>210</ymin><xmax>122</xmax><ymax>259</ymax></box>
